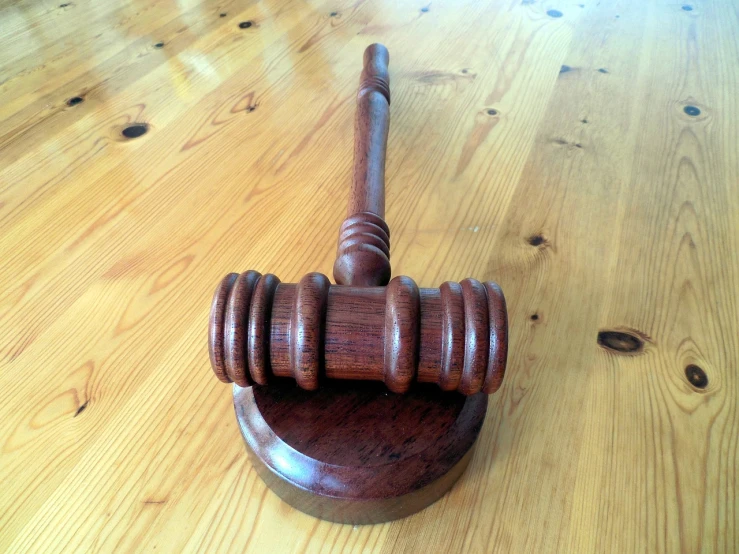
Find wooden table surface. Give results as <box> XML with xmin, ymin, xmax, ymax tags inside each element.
<box><xmin>1</xmin><ymin>0</ymin><xmax>737</xmax><ymax>552</ymax></box>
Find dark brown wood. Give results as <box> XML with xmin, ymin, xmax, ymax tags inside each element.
<box><xmin>439</xmin><ymin>281</ymin><xmax>464</xmax><ymax>391</ymax></box>
<box><xmin>483</xmin><ymin>281</ymin><xmax>508</xmax><ymax>394</ymax></box>
<box><xmin>291</xmin><ymin>273</ymin><xmax>331</xmax><ymax>391</ymax></box>
<box><xmin>333</xmin><ymin>44</ymin><xmax>392</xmax><ymax>286</ymax></box>
<box><xmin>350</xmin><ymin>43</ymin><xmax>389</xmax><ymax>218</ymax></box>
<box><xmin>383</xmin><ymin>276</ymin><xmax>420</xmax><ymax>393</ymax></box>
<box><xmin>210</xmin><ymin>272</ymin><xmax>508</xmax><ymax>395</ymax></box>
<box><xmin>224</xmin><ymin>270</ymin><xmax>260</xmax><ymax>386</ymax></box>
<box><xmin>207</xmin><ymin>43</ymin><xmax>509</xmax><ymax>397</ymax></box>
<box><xmin>233</xmin><ymin>380</ymin><xmax>487</xmax><ymax>524</ymax></box>
<box><xmin>206</xmin><ymin>44</ymin><xmax>511</xmax><ymax>525</ymax></box>
<box><xmin>247</xmin><ymin>273</ymin><xmax>280</xmax><ymax>385</ymax></box>
<box><xmin>208</xmin><ymin>272</ymin><xmax>238</xmax><ymax>383</ymax></box>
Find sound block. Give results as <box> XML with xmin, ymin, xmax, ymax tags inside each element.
<box><xmin>234</xmin><ymin>379</ymin><xmax>487</xmax><ymax>524</ymax></box>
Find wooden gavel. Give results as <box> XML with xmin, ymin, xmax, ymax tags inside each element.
<box><xmin>209</xmin><ymin>44</ymin><xmax>508</xmax><ymax>396</ymax></box>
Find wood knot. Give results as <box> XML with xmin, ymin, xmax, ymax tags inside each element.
<box><xmin>684</xmin><ymin>105</ymin><xmax>701</xmax><ymax>116</ymax></box>
<box><xmin>121</xmin><ymin>124</ymin><xmax>149</xmax><ymax>139</ymax></box>
<box><xmin>66</xmin><ymin>96</ymin><xmax>84</xmax><ymax>106</ymax></box>
<box><xmin>685</xmin><ymin>364</ymin><xmax>708</xmax><ymax>389</ymax></box>
<box><xmin>74</xmin><ymin>400</ymin><xmax>89</xmax><ymax>417</ymax></box>
<box><xmin>528</xmin><ymin>234</ymin><xmax>546</xmax><ymax>247</ymax></box>
<box><xmin>597</xmin><ymin>330</ymin><xmax>644</xmax><ymax>354</ymax></box>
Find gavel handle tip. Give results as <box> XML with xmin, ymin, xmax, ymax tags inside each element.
<box><xmin>359</xmin><ymin>44</ymin><xmax>390</xmax><ymax>104</ymax></box>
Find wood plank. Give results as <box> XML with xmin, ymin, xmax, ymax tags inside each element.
<box><xmin>0</xmin><ymin>0</ymin><xmax>736</xmax><ymax>552</ymax></box>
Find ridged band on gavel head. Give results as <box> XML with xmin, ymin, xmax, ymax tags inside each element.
<box><xmin>333</xmin><ymin>212</ymin><xmax>391</xmax><ymax>286</ymax></box>
<box><xmin>224</xmin><ymin>270</ymin><xmax>261</xmax><ymax>386</ymax></box>
<box><xmin>208</xmin><ymin>273</ymin><xmax>238</xmax><ymax>383</ymax></box>
<box><xmin>209</xmin><ymin>271</ymin><xmax>278</xmax><ymax>387</ymax></box>
<box><xmin>248</xmin><ymin>274</ymin><xmax>280</xmax><ymax>385</ymax></box>
<box><xmin>384</xmin><ymin>276</ymin><xmax>420</xmax><ymax>393</ymax></box>
<box><xmin>208</xmin><ymin>272</ymin><xmax>508</xmax><ymax>395</ymax></box>
<box><xmin>439</xmin><ymin>281</ymin><xmax>464</xmax><ymax>391</ymax></box>
<box><xmin>291</xmin><ymin>273</ymin><xmax>331</xmax><ymax>391</ymax></box>
<box><xmin>483</xmin><ymin>282</ymin><xmax>507</xmax><ymax>393</ymax></box>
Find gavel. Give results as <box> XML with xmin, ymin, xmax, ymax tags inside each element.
<box><xmin>209</xmin><ymin>44</ymin><xmax>508</xmax><ymax>396</ymax></box>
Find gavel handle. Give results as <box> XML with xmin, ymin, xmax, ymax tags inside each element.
<box><xmin>350</xmin><ymin>44</ymin><xmax>390</xmax><ymax>217</ymax></box>
<box><xmin>333</xmin><ymin>44</ymin><xmax>392</xmax><ymax>287</ymax></box>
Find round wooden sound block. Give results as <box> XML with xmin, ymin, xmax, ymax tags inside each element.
<box><xmin>234</xmin><ymin>379</ymin><xmax>488</xmax><ymax>524</ymax></box>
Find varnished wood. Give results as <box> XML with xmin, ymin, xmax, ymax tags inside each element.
<box><xmin>350</xmin><ymin>44</ymin><xmax>390</xmax><ymax>217</ymax></box>
<box><xmin>234</xmin><ymin>380</ymin><xmax>487</xmax><ymax>524</ymax></box>
<box><xmin>217</xmin><ymin>44</ymin><xmax>500</xmax><ymax>522</ymax></box>
<box><xmin>291</xmin><ymin>272</ymin><xmax>331</xmax><ymax>391</ymax></box>
<box><xmin>247</xmin><ymin>274</ymin><xmax>281</xmax><ymax>386</ymax></box>
<box><xmin>210</xmin><ymin>272</ymin><xmax>507</xmax><ymax>394</ymax></box>
<box><xmin>334</xmin><ymin>211</ymin><xmax>392</xmax><ymax>286</ymax></box>
<box><xmin>209</xmin><ymin>273</ymin><xmax>238</xmax><ymax>384</ymax></box>
<box><xmin>1</xmin><ymin>0</ymin><xmax>737</xmax><ymax>551</ymax></box>
<box><xmin>225</xmin><ymin>61</ymin><xmax>499</xmax><ymax>518</ymax></box>
<box><xmin>207</xmin><ymin>45</ymin><xmax>508</xmax><ymax>396</ymax></box>
<box><xmin>334</xmin><ymin>44</ymin><xmax>392</xmax><ymax>286</ymax></box>
<box><xmin>224</xmin><ymin>270</ymin><xmax>260</xmax><ymax>386</ymax></box>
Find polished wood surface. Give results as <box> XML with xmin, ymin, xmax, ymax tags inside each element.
<box><xmin>1</xmin><ymin>0</ymin><xmax>737</xmax><ymax>552</ymax></box>
<box><xmin>210</xmin><ymin>274</ymin><xmax>508</xmax><ymax>394</ymax></box>
<box><xmin>221</xmin><ymin>43</ymin><xmax>500</xmax><ymax>521</ymax></box>
<box><xmin>334</xmin><ymin>44</ymin><xmax>392</xmax><ymax>286</ymax></box>
<box><xmin>208</xmin><ymin>46</ymin><xmax>508</xmax><ymax>395</ymax></box>
<box><xmin>235</xmin><ymin>380</ymin><xmax>487</xmax><ymax>523</ymax></box>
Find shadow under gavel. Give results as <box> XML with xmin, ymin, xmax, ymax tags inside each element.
<box><xmin>209</xmin><ymin>44</ymin><xmax>508</xmax><ymax>396</ymax></box>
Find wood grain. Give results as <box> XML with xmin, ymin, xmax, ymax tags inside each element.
<box><xmin>209</xmin><ymin>273</ymin><xmax>507</xmax><ymax>394</ymax></box>
<box><xmin>334</xmin><ymin>44</ymin><xmax>392</xmax><ymax>286</ymax></box>
<box><xmin>234</xmin><ymin>380</ymin><xmax>487</xmax><ymax>524</ymax></box>
<box><xmin>0</xmin><ymin>0</ymin><xmax>736</xmax><ymax>552</ymax></box>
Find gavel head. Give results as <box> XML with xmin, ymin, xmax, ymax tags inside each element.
<box><xmin>209</xmin><ymin>271</ymin><xmax>508</xmax><ymax>395</ymax></box>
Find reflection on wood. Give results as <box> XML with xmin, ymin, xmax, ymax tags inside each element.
<box><xmin>0</xmin><ymin>0</ymin><xmax>736</xmax><ymax>552</ymax></box>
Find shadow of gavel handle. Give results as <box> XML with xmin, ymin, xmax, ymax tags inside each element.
<box><xmin>208</xmin><ymin>44</ymin><xmax>508</xmax><ymax>395</ymax></box>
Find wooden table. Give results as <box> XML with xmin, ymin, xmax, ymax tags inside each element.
<box><xmin>1</xmin><ymin>0</ymin><xmax>736</xmax><ymax>551</ymax></box>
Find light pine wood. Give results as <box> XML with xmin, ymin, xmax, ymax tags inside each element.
<box><xmin>1</xmin><ymin>0</ymin><xmax>737</xmax><ymax>551</ymax></box>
